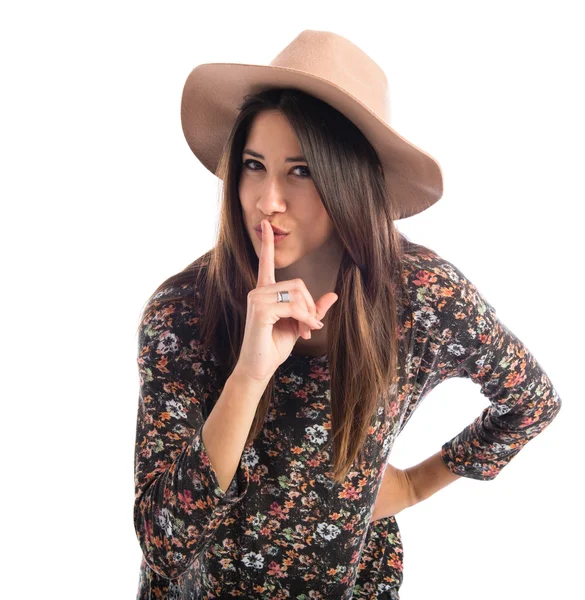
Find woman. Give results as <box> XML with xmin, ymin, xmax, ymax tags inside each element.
<box><xmin>133</xmin><ymin>30</ymin><xmax>561</xmax><ymax>599</ymax></box>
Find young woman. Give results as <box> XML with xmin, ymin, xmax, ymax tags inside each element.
<box><xmin>133</xmin><ymin>30</ymin><xmax>561</xmax><ymax>599</ymax></box>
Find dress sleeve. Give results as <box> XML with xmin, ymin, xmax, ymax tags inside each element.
<box><xmin>133</xmin><ymin>285</ymin><xmax>250</xmax><ymax>579</ymax></box>
<box><xmin>433</xmin><ymin>261</ymin><xmax>562</xmax><ymax>481</ymax></box>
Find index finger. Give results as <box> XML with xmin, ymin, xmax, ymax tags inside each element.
<box><xmin>257</xmin><ymin>219</ymin><xmax>276</xmax><ymax>287</ymax></box>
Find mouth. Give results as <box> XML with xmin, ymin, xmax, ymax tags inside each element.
<box><xmin>254</xmin><ymin>228</ymin><xmax>289</xmax><ymax>244</ymax></box>
<box><xmin>254</xmin><ymin>224</ymin><xmax>290</xmax><ymax>235</ymax></box>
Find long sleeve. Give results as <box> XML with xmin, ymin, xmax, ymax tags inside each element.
<box><xmin>133</xmin><ymin>284</ymin><xmax>250</xmax><ymax>579</ymax></box>
<box><xmin>431</xmin><ymin>259</ymin><xmax>562</xmax><ymax>481</ymax></box>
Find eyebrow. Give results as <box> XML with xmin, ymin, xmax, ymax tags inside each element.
<box><xmin>243</xmin><ymin>148</ymin><xmax>307</xmax><ymax>163</ymax></box>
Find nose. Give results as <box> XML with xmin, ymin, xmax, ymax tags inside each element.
<box><xmin>256</xmin><ymin>175</ymin><xmax>287</xmax><ymax>215</ymax></box>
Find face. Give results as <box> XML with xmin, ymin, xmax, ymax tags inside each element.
<box><xmin>239</xmin><ymin>110</ymin><xmax>341</xmax><ymax>271</ymax></box>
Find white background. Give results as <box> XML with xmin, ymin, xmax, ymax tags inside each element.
<box><xmin>2</xmin><ymin>1</ymin><xmax>581</xmax><ymax>598</ymax></box>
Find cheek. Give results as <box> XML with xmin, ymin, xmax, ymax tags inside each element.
<box><xmin>313</xmin><ymin>204</ymin><xmax>334</xmax><ymax>233</ymax></box>
<box><xmin>238</xmin><ymin>180</ymin><xmax>246</xmax><ymax>204</ymax></box>
<box><xmin>238</xmin><ymin>185</ymin><xmax>254</xmax><ymax>215</ymax></box>
<box><xmin>300</xmin><ymin>206</ymin><xmax>335</xmax><ymax>243</ymax></box>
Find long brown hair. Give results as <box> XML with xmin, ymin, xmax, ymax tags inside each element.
<box><xmin>138</xmin><ymin>87</ymin><xmax>409</xmax><ymax>484</ymax></box>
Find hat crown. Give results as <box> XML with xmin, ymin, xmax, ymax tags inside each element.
<box><xmin>180</xmin><ymin>29</ymin><xmax>443</xmax><ymax>219</ymax></box>
<box><xmin>269</xmin><ymin>30</ymin><xmax>390</xmax><ymax>122</ymax></box>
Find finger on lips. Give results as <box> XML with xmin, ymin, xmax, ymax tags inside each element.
<box><xmin>259</xmin><ymin>219</ymin><xmax>316</xmax><ymax>338</ymax></box>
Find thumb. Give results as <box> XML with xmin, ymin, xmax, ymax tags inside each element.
<box><xmin>315</xmin><ymin>292</ymin><xmax>339</xmax><ymax>320</ymax></box>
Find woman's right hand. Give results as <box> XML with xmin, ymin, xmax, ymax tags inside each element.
<box><xmin>233</xmin><ymin>219</ymin><xmax>339</xmax><ymax>383</ymax></box>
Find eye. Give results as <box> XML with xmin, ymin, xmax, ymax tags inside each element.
<box><xmin>292</xmin><ymin>165</ymin><xmax>311</xmax><ymax>178</ymax></box>
<box><xmin>243</xmin><ymin>159</ymin><xmax>262</xmax><ymax>171</ymax></box>
<box><xmin>242</xmin><ymin>159</ymin><xmax>311</xmax><ymax>178</ymax></box>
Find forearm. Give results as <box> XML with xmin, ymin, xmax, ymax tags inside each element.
<box><xmin>202</xmin><ymin>371</ymin><xmax>269</xmax><ymax>493</ymax></box>
<box><xmin>405</xmin><ymin>449</ymin><xmax>462</xmax><ymax>504</ymax></box>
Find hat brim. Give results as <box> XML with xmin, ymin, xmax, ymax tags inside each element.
<box><xmin>181</xmin><ymin>62</ymin><xmax>443</xmax><ymax>219</ymax></box>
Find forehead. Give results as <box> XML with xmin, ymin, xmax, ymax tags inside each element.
<box><xmin>245</xmin><ymin>110</ymin><xmax>301</xmax><ymax>152</ymax></box>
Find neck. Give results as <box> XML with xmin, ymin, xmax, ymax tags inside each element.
<box><xmin>276</xmin><ymin>234</ymin><xmax>343</xmax><ymax>303</ymax></box>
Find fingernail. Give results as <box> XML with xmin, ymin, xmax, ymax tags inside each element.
<box><xmin>317</xmin><ymin>321</ymin><xmax>324</xmax><ymax>328</ymax></box>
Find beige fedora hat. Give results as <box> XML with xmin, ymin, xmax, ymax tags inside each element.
<box><xmin>180</xmin><ymin>29</ymin><xmax>443</xmax><ymax>220</ymax></box>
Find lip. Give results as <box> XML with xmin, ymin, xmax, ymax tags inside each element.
<box><xmin>254</xmin><ymin>224</ymin><xmax>289</xmax><ymax>235</ymax></box>
<box><xmin>255</xmin><ymin>229</ymin><xmax>289</xmax><ymax>244</ymax></box>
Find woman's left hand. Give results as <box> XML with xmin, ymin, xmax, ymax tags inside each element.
<box><xmin>371</xmin><ymin>462</ymin><xmax>418</xmax><ymax>522</ymax></box>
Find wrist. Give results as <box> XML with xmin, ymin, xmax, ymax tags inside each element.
<box><xmin>229</xmin><ymin>368</ymin><xmax>272</xmax><ymax>393</ymax></box>
<box><xmin>405</xmin><ymin>450</ymin><xmax>461</xmax><ymax>505</ymax></box>
<box><xmin>403</xmin><ymin>468</ymin><xmax>419</xmax><ymax>507</ymax></box>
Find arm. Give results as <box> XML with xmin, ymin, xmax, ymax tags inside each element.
<box><xmin>406</xmin><ymin>449</ymin><xmax>462</xmax><ymax>504</ymax></box>
<box><xmin>434</xmin><ymin>260</ymin><xmax>562</xmax><ymax>481</ymax></box>
<box><xmin>202</xmin><ymin>370</ymin><xmax>270</xmax><ymax>492</ymax></box>
<box><xmin>133</xmin><ymin>286</ymin><xmax>265</xmax><ymax>579</ymax></box>
<box><xmin>380</xmin><ymin>249</ymin><xmax>561</xmax><ymax>516</ymax></box>
<box><xmin>371</xmin><ymin>453</ymin><xmax>461</xmax><ymax>521</ymax></box>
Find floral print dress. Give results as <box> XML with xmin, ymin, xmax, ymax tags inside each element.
<box><xmin>133</xmin><ymin>237</ymin><xmax>561</xmax><ymax>599</ymax></box>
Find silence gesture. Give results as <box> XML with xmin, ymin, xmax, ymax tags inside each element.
<box><xmin>233</xmin><ymin>219</ymin><xmax>338</xmax><ymax>383</ymax></box>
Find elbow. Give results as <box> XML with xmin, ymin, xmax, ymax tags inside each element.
<box><xmin>139</xmin><ymin>546</ymin><xmax>199</xmax><ymax>581</ymax></box>
<box><xmin>539</xmin><ymin>385</ymin><xmax>562</xmax><ymax>428</ymax></box>
<box><xmin>134</xmin><ymin>519</ymin><xmax>205</xmax><ymax>580</ymax></box>
<box><xmin>522</xmin><ymin>386</ymin><xmax>562</xmax><ymax>435</ymax></box>
<box><xmin>547</xmin><ymin>387</ymin><xmax>562</xmax><ymax>425</ymax></box>
<box><xmin>133</xmin><ymin>500</ymin><xmax>207</xmax><ymax>580</ymax></box>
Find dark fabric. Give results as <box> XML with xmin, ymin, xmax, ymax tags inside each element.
<box><xmin>133</xmin><ymin>239</ymin><xmax>561</xmax><ymax>599</ymax></box>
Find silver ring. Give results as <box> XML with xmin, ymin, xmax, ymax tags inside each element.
<box><xmin>276</xmin><ymin>291</ymin><xmax>291</xmax><ymax>303</ymax></box>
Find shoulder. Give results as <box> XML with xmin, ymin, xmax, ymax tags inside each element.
<box><xmin>143</xmin><ymin>252</ymin><xmax>211</xmax><ymax>310</ymax></box>
<box><xmin>136</xmin><ymin>252</ymin><xmax>223</xmax><ymax>392</ymax></box>
<box><xmin>138</xmin><ymin>252</ymin><xmax>213</xmax><ymax>347</ymax></box>
<box><xmin>398</xmin><ymin>235</ymin><xmax>495</xmax><ymax>337</ymax></box>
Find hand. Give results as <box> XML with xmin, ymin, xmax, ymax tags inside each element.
<box><xmin>234</xmin><ymin>219</ymin><xmax>338</xmax><ymax>383</ymax></box>
<box><xmin>371</xmin><ymin>463</ymin><xmax>417</xmax><ymax>522</ymax></box>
